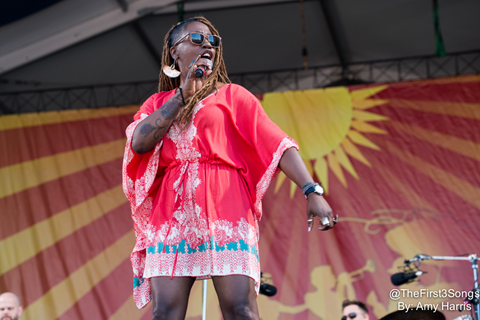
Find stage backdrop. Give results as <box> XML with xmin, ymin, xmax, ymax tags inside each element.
<box><xmin>1</xmin><ymin>75</ymin><xmax>479</xmax><ymax>320</ymax></box>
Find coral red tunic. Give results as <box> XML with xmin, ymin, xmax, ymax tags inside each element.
<box><xmin>122</xmin><ymin>84</ymin><xmax>298</xmax><ymax>308</ymax></box>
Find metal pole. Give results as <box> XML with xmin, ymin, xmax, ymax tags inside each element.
<box><xmin>202</xmin><ymin>279</ymin><xmax>207</xmax><ymax>320</ymax></box>
<box><xmin>471</xmin><ymin>255</ymin><xmax>479</xmax><ymax>320</ymax></box>
<box><xmin>406</xmin><ymin>254</ymin><xmax>479</xmax><ymax>320</ymax></box>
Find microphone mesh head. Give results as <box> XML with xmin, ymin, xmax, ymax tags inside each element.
<box><xmin>391</xmin><ymin>273</ymin><xmax>407</xmax><ymax>286</ymax></box>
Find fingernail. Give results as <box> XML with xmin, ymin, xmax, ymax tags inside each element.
<box><xmin>189</xmin><ymin>55</ymin><xmax>200</xmax><ymax>67</ymax></box>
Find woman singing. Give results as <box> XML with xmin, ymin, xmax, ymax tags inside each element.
<box><xmin>122</xmin><ymin>16</ymin><xmax>336</xmax><ymax>320</ymax></box>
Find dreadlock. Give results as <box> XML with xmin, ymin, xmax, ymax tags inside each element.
<box><xmin>159</xmin><ymin>17</ymin><xmax>231</xmax><ymax>129</ymax></box>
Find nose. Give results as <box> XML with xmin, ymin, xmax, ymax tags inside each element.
<box><xmin>201</xmin><ymin>36</ymin><xmax>212</xmax><ymax>48</ymax></box>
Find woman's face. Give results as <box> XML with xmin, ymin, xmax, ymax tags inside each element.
<box><xmin>170</xmin><ymin>21</ymin><xmax>217</xmax><ymax>79</ymax></box>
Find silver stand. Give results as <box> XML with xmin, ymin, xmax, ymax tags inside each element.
<box><xmin>405</xmin><ymin>254</ymin><xmax>479</xmax><ymax>320</ymax></box>
<box><xmin>202</xmin><ymin>279</ymin><xmax>207</xmax><ymax>320</ymax></box>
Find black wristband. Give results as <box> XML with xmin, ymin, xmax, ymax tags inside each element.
<box><xmin>303</xmin><ymin>182</ymin><xmax>324</xmax><ymax>199</ymax></box>
<box><xmin>178</xmin><ymin>87</ymin><xmax>186</xmax><ymax>106</ymax></box>
<box><xmin>301</xmin><ymin>181</ymin><xmax>317</xmax><ymax>195</ymax></box>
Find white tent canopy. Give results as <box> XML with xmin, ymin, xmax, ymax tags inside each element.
<box><xmin>0</xmin><ymin>0</ymin><xmax>479</xmax><ymax>94</ymax></box>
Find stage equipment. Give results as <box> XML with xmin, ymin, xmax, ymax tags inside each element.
<box><xmin>392</xmin><ymin>254</ymin><xmax>479</xmax><ymax>320</ymax></box>
<box><xmin>2</xmin><ymin>50</ymin><xmax>479</xmax><ymax>114</ymax></box>
<box><xmin>259</xmin><ymin>273</ymin><xmax>277</xmax><ymax>297</ymax></box>
<box><xmin>202</xmin><ymin>279</ymin><xmax>207</xmax><ymax>320</ymax></box>
<box><xmin>391</xmin><ymin>270</ymin><xmax>425</xmax><ymax>286</ymax></box>
<box><xmin>200</xmin><ymin>272</ymin><xmax>277</xmax><ymax>319</ymax></box>
<box><xmin>391</xmin><ymin>254</ymin><xmax>428</xmax><ymax>285</ymax></box>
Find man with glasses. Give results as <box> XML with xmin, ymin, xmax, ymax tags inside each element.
<box><xmin>342</xmin><ymin>300</ymin><xmax>370</xmax><ymax>320</ymax></box>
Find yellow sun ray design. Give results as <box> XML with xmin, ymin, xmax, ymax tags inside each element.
<box><xmin>261</xmin><ymin>85</ymin><xmax>389</xmax><ymax>196</ymax></box>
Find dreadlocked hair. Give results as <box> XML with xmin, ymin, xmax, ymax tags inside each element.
<box><xmin>159</xmin><ymin>17</ymin><xmax>230</xmax><ymax>130</ymax></box>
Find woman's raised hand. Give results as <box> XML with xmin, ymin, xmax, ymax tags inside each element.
<box><xmin>181</xmin><ymin>55</ymin><xmax>214</xmax><ymax>99</ymax></box>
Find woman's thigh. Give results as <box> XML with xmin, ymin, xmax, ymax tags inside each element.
<box><xmin>150</xmin><ymin>276</ymin><xmax>196</xmax><ymax>320</ymax></box>
<box><xmin>212</xmin><ymin>275</ymin><xmax>260</xmax><ymax>320</ymax></box>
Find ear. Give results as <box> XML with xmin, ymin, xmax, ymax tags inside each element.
<box><xmin>170</xmin><ymin>46</ymin><xmax>178</xmax><ymax>60</ymax></box>
<box><xmin>18</xmin><ymin>306</ymin><xmax>23</xmax><ymax>316</ymax></box>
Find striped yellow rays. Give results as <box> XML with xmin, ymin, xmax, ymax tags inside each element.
<box><xmin>261</xmin><ymin>86</ymin><xmax>389</xmax><ymax>197</ymax></box>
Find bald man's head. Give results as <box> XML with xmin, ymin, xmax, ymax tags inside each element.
<box><xmin>0</xmin><ymin>293</ymin><xmax>22</xmax><ymax>320</ymax></box>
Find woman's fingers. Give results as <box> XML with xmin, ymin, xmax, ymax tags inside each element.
<box><xmin>181</xmin><ymin>63</ymin><xmax>197</xmax><ymax>98</ymax></box>
<box><xmin>317</xmin><ymin>216</ymin><xmax>330</xmax><ymax>231</ymax></box>
<box><xmin>196</xmin><ymin>57</ymin><xmax>212</xmax><ymax>70</ymax></box>
<box><xmin>182</xmin><ymin>55</ymin><xmax>202</xmax><ymax>96</ymax></box>
<box><xmin>307</xmin><ymin>212</ymin><xmax>314</xmax><ymax>232</ymax></box>
<box><xmin>182</xmin><ymin>57</ymin><xmax>213</xmax><ymax>97</ymax></box>
<box><xmin>195</xmin><ymin>74</ymin><xmax>204</xmax><ymax>91</ymax></box>
<box><xmin>306</xmin><ymin>195</ymin><xmax>335</xmax><ymax>232</ymax></box>
<box><xmin>318</xmin><ymin>212</ymin><xmax>335</xmax><ymax>231</ymax></box>
<box><xmin>318</xmin><ymin>211</ymin><xmax>334</xmax><ymax>230</ymax></box>
<box><xmin>204</xmin><ymin>69</ymin><xmax>213</xmax><ymax>78</ymax></box>
<box><xmin>306</xmin><ymin>211</ymin><xmax>336</xmax><ymax>232</ymax></box>
<box><xmin>189</xmin><ymin>55</ymin><xmax>201</xmax><ymax>68</ymax></box>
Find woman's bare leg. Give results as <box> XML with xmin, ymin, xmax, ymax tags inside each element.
<box><xmin>150</xmin><ymin>276</ymin><xmax>196</xmax><ymax>320</ymax></box>
<box><xmin>212</xmin><ymin>275</ymin><xmax>260</xmax><ymax>320</ymax></box>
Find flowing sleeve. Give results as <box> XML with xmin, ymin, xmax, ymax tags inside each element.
<box><xmin>230</xmin><ymin>85</ymin><xmax>299</xmax><ymax>220</ymax></box>
<box><xmin>121</xmin><ymin>90</ymin><xmax>174</xmax><ymax>309</ymax></box>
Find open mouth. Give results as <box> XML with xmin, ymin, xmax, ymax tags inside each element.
<box><xmin>200</xmin><ymin>52</ymin><xmax>213</xmax><ymax>69</ymax></box>
<box><xmin>201</xmin><ymin>52</ymin><xmax>212</xmax><ymax>60</ymax></box>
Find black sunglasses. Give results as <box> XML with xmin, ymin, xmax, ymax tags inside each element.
<box><xmin>174</xmin><ymin>32</ymin><xmax>222</xmax><ymax>48</ymax></box>
<box><xmin>342</xmin><ymin>313</ymin><xmax>357</xmax><ymax>320</ymax></box>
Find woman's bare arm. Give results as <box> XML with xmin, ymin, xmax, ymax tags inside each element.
<box><xmin>278</xmin><ymin>147</ymin><xmax>334</xmax><ymax>231</ymax></box>
<box><xmin>131</xmin><ymin>58</ymin><xmax>214</xmax><ymax>154</ymax></box>
<box><xmin>131</xmin><ymin>90</ymin><xmax>185</xmax><ymax>154</ymax></box>
<box><xmin>278</xmin><ymin>147</ymin><xmax>312</xmax><ymax>187</ymax></box>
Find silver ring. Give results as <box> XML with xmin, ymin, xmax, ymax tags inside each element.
<box><xmin>307</xmin><ymin>219</ymin><xmax>314</xmax><ymax>222</ymax></box>
<box><xmin>321</xmin><ymin>217</ymin><xmax>329</xmax><ymax>226</ymax></box>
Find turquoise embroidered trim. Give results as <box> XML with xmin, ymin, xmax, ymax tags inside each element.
<box><xmin>133</xmin><ymin>276</ymin><xmax>144</xmax><ymax>288</ymax></box>
<box><xmin>134</xmin><ymin>237</ymin><xmax>259</xmax><ymax>289</ymax></box>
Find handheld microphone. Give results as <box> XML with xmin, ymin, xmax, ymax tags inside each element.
<box><xmin>194</xmin><ymin>65</ymin><xmax>206</xmax><ymax>78</ymax></box>
<box><xmin>391</xmin><ymin>271</ymin><xmax>425</xmax><ymax>286</ymax></box>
